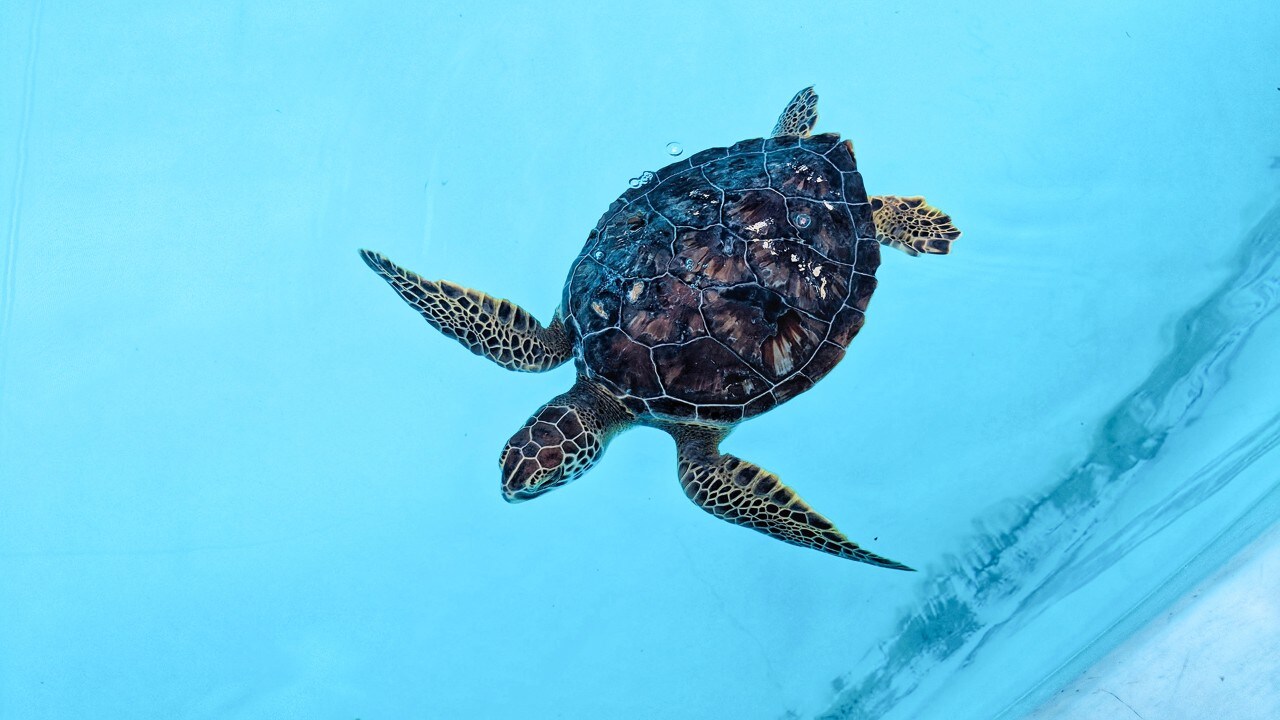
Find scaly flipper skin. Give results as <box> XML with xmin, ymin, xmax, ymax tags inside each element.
<box><xmin>869</xmin><ymin>195</ymin><xmax>961</xmax><ymax>257</ymax></box>
<box><xmin>501</xmin><ymin>378</ymin><xmax>634</xmax><ymax>502</ymax></box>
<box><xmin>672</xmin><ymin>425</ymin><xmax>913</xmax><ymax>570</ymax></box>
<box><xmin>360</xmin><ymin>249</ymin><xmax>572</xmax><ymax>372</ymax></box>
<box><xmin>772</xmin><ymin>86</ymin><xmax>819</xmax><ymax>138</ymax></box>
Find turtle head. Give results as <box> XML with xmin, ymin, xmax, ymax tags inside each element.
<box><xmin>500</xmin><ymin>403</ymin><xmax>600</xmax><ymax>503</ymax></box>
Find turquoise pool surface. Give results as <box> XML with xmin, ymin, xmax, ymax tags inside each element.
<box><xmin>2</xmin><ymin>2</ymin><xmax>1278</xmax><ymax>718</ymax></box>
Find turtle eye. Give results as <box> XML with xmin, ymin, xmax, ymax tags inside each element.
<box><xmin>792</xmin><ymin>212</ymin><xmax>812</xmax><ymax>229</ymax></box>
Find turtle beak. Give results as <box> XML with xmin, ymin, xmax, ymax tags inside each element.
<box><xmin>503</xmin><ymin>489</ymin><xmax>531</xmax><ymax>504</ymax></box>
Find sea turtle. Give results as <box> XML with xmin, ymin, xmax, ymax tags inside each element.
<box><xmin>360</xmin><ymin>88</ymin><xmax>959</xmax><ymax>569</ymax></box>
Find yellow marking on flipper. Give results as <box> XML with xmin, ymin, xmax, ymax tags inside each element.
<box><xmin>672</xmin><ymin>425</ymin><xmax>913</xmax><ymax>570</ymax></box>
<box><xmin>772</xmin><ymin>87</ymin><xmax>820</xmax><ymax>138</ymax></box>
<box><xmin>359</xmin><ymin>249</ymin><xmax>572</xmax><ymax>372</ymax></box>
<box><xmin>869</xmin><ymin>195</ymin><xmax>961</xmax><ymax>256</ymax></box>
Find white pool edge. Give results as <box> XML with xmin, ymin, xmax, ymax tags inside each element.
<box><xmin>1024</xmin><ymin>519</ymin><xmax>1280</xmax><ymax>719</ymax></box>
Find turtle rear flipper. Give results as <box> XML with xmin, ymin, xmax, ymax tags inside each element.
<box><xmin>360</xmin><ymin>249</ymin><xmax>572</xmax><ymax>372</ymax></box>
<box><xmin>672</xmin><ymin>426</ymin><xmax>913</xmax><ymax>570</ymax></box>
<box><xmin>772</xmin><ymin>86</ymin><xmax>819</xmax><ymax>138</ymax></box>
<box><xmin>870</xmin><ymin>195</ymin><xmax>961</xmax><ymax>256</ymax></box>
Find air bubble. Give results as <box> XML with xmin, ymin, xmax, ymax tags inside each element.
<box><xmin>593</xmin><ymin>250</ymin><xmax>604</xmax><ymax>260</ymax></box>
<box><xmin>628</xmin><ymin>171</ymin><xmax>657</xmax><ymax>189</ymax></box>
<box><xmin>666</xmin><ymin>142</ymin><xmax>684</xmax><ymax>156</ymax></box>
<box><xmin>793</xmin><ymin>212</ymin><xmax>812</xmax><ymax>229</ymax></box>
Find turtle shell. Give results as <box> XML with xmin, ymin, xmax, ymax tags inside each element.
<box><xmin>562</xmin><ymin>133</ymin><xmax>880</xmax><ymax>425</ymax></box>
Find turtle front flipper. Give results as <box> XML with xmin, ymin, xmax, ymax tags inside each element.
<box><xmin>360</xmin><ymin>249</ymin><xmax>572</xmax><ymax>372</ymax></box>
<box><xmin>672</xmin><ymin>426</ymin><xmax>913</xmax><ymax>570</ymax></box>
<box><xmin>869</xmin><ymin>195</ymin><xmax>961</xmax><ymax>257</ymax></box>
<box><xmin>772</xmin><ymin>86</ymin><xmax>819</xmax><ymax>138</ymax></box>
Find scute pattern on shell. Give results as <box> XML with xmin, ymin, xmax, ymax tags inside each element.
<box><xmin>564</xmin><ymin>133</ymin><xmax>879</xmax><ymax>424</ymax></box>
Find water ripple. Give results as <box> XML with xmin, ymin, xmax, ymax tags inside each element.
<box><xmin>816</xmin><ymin>200</ymin><xmax>1280</xmax><ymax>720</ymax></box>
<box><xmin>0</xmin><ymin>0</ymin><xmax>42</xmax><ymax>429</ymax></box>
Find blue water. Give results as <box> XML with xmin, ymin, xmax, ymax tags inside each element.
<box><xmin>2</xmin><ymin>2</ymin><xmax>1278</xmax><ymax>718</ymax></box>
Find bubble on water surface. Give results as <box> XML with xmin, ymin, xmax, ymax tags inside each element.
<box><xmin>666</xmin><ymin>142</ymin><xmax>684</xmax><ymax>156</ymax></box>
<box><xmin>628</xmin><ymin>171</ymin><xmax>656</xmax><ymax>189</ymax></box>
